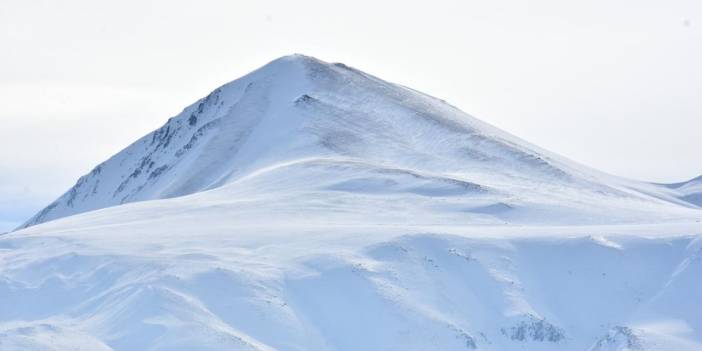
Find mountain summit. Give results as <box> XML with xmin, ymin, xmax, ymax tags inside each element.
<box><xmin>5</xmin><ymin>55</ymin><xmax>702</xmax><ymax>351</ymax></box>
<box><xmin>20</xmin><ymin>55</ymin><xmax>698</xmax><ymax>229</ymax></box>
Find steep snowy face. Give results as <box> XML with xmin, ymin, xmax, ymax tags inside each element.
<box><xmin>20</xmin><ymin>56</ymin><xmax>314</xmax><ymax>228</ymax></box>
<box><xmin>19</xmin><ymin>55</ymin><xmax>698</xmax><ymax>229</ymax></box>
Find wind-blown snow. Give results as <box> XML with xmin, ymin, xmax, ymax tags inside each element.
<box><xmin>3</xmin><ymin>55</ymin><xmax>701</xmax><ymax>350</ymax></box>
<box><xmin>665</xmin><ymin>175</ymin><xmax>702</xmax><ymax>207</ymax></box>
<box><xmin>18</xmin><ymin>55</ymin><xmax>699</xmax><ymax>229</ymax></box>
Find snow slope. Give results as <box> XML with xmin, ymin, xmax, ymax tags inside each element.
<box><xmin>3</xmin><ymin>55</ymin><xmax>702</xmax><ymax>350</ymax></box>
<box><xmin>3</xmin><ymin>204</ymin><xmax>702</xmax><ymax>351</ymax></box>
<box><xmin>18</xmin><ymin>55</ymin><xmax>698</xmax><ymax>229</ymax></box>
<box><xmin>665</xmin><ymin>175</ymin><xmax>702</xmax><ymax>207</ymax></box>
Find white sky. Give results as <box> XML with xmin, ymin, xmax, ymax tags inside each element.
<box><xmin>1</xmin><ymin>0</ymin><xmax>701</xmax><ymax>231</ymax></box>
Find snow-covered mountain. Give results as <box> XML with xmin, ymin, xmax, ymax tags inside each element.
<box><xmin>3</xmin><ymin>55</ymin><xmax>702</xmax><ymax>351</ymax></box>
<box><xmin>19</xmin><ymin>55</ymin><xmax>698</xmax><ymax>229</ymax></box>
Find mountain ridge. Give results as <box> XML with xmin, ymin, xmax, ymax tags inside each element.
<box><xmin>18</xmin><ymin>54</ymin><xmax>699</xmax><ymax>229</ymax></box>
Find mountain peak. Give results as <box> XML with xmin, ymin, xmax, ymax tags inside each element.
<box><xmin>18</xmin><ymin>56</ymin><xmax>700</xmax><ymax>229</ymax></box>
<box><xmin>273</xmin><ymin>53</ymin><xmax>322</xmax><ymax>63</ymax></box>
<box><xmin>249</xmin><ymin>53</ymin><xmax>329</xmax><ymax>78</ymax></box>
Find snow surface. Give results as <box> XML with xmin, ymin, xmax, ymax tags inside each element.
<box><xmin>3</xmin><ymin>54</ymin><xmax>702</xmax><ymax>350</ymax></box>
<box><xmin>18</xmin><ymin>55</ymin><xmax>700</xmax><ymax>229</ymax></box>
<box><xmin>665</xmin><ymin>175</ymin><xmax>702</xmax><ymax>207</ymax></box>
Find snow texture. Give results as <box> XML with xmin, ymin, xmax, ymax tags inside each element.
<box><xmin>3</xmin><ymin>55</ymin><xmax>702</xmax><ymax>350</ymax></box>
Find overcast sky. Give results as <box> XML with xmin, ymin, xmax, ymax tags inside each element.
<box><xmin>1</xmin><ymin>0</ymin><xmax>701</xmax><ymax>231</ymax></box>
